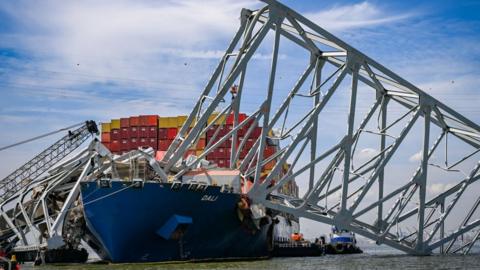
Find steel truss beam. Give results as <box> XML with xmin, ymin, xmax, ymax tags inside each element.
<box><xmin>161</xmin><ymin>0</ymin><xmax>480</xmax><ymax>255</ymax></box>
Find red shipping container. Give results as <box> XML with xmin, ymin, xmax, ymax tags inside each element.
<box><xmin>129</xmin><ymin>126</ymin><xmax>139</xmax><ymax>138</ymax></box>
<box><xmin>217</xmin><ymin>159</ymin><xmax>225</xmax><ymax>167</ymax></box>
<box><xmin>129</xmin><ymin>116</ymin><xmax>140</xmax><ymax>126</ymax></box>
<box><xmin>139</xmin><ymin>126</ymin><xmax>148</xmax><ymax>137</ymax></box>
<box><xmin>240</xmin><ymin>149</ymin><xmax>247</xmax><ymax>159</ymax></box>
<box><xmin>264</xmin><ymin>146</ymin><xmax>276</xmax><ymax>158</ymax></box>
<box><xmin>139</xmin><ymin>137</ymin><xmax>147</xmax><ymax>147</ymax></box>
<box><xmin>101</xmin><ymin>132</ymin><xmax>111</xmax><ymax>143</ymax></box>
<box><xmin>120</xmin><ymin>118</ymin><xmax>130</xmax><ymax>128</ymax></box>
<box><xmin>217</xmin><ymin>147</ymin><xmax>227</xmax><ymax>159</ymax></box>
<box><xmin>120</xmin><ymin>139</ymin><xmax>129</xmax><ymax>151</ymax></box>
<box><xmin>148</xmin><ymin>126</ymin><xmax>158</xmax><ymax>138</ymax></box>
<box><xmin>225</xmin><ymin>159</ymin><xmax>231</xmax><ymax>168</ymax></box>
<box><xmin>206</xmin><ymin>126</ymin><xmax>217</xmax><ymax>138</ymax></box>
<box><xmin>140</xmin><ymin>115</ymin><xmax>158</xmax><ymax>126</ymax></box>
<box><xmin>149</xmin><ymin>137</ymin><xmax>157</xmax><ymax>148</ymax></box>
<box><xmin>223</xmin><ymin>148</ymin><xmax>231</xmax><ymax>159</ymax></box>
<box><xmin>111</xmin><ymin>129</ymin><xmax>120</xmax><ymax>140</ymax></box>
<box><xmin>130</xmin><ymin>137</ymin><xmax>139</xmax><ymax>149</ymax></box>
<box><xmin>158</xmin><ymin>140</ymin><xmax>169</xmax><ymax>151</ymax></box>
<box><xmin>158</xmin><ymin>128</ymin><xmax>168</xmax><ymax>139</ymax></box>
<box><xmin>252</xmin><ymin>127</ymin><xmax>262</xmax><ymax>138</ymax></box>
<box><xmin>206</xmin><ymin>153</ymin><xmax>215</xmax><ymax>161</ymax></box>
<box><xmin>167</xmin><ymin>128</ymin><xmax>178</xmax><ymax>139</ymax></box>
<box><xmin>226</xmin><ymin>113</ymin><xmax>247</xmax><ymax>125</ymax></box>
<box><xmin>120</xmin><ymin>127</ymin><xmax>129</xmax><ymax>139</ymax></box>
<box><xmin>111</xmin><ymin>140</ymin><xmax>120</xmax><ymax>152</ymax></box>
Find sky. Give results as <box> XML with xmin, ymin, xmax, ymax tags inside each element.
<box><xmin>0</xmin><ymin>0</ymin><xmax>479</xmax><ymax>241</ymax></box>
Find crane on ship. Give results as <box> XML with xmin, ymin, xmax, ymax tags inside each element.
<box><xmin>1</xmin><ymin>0</ymin><xmax>479</xmax><ymax>260</ymax></box>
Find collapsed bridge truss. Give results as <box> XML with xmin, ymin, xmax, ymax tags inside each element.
<box><xmin>1</xmin><ymin>0</ymin><xmax>479</xmax><ymax>258</ymax></box>
<box><xmin>162</xmin><ymin>0</ymin><xmax>480</xmax><ymax>255</ymax></box>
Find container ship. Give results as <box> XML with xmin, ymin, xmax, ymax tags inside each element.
<box><xmin>80</xmin><ymin>113</ymin><xmax>299</xmax><ymax>263</ymax></box>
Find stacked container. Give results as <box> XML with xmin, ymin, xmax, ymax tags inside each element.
<box><xmin>158</xmin><ymin>116</ymin><xmax>177</xmax><ymax>151</ymax></box>
<box><xmin>99</xmin><ymin>113</ymin><xmax>297</xmax><ymax>196</ymax></box>
<box><xmin>100</xmin><ymin>115</ymin><xmax>157</xmax><ymax>154</ymax></box>
<box><xmin>101</xmin><ymin>113</ymin><xmax>274</xmax><ymax>171</ymax></box>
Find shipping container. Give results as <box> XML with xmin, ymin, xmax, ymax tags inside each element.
<box><xmin>177</xmin><ymin>115</ymin><xmax>188</xmax><ymax>127</ymax></box>
<box><xmin>147</xmin><ymin>126</ymin><xmax>157</xmax><ymax>138</ymax></box>
<box><xmin>158</xmin><ymin>139</ymin><xmax>170</xmax><ymax>151</ymax></box>
<box><xmin>101</xmin><ymin>122</ymin><xmax>111</xmax><ymax>133</ymax></box>
<box><xmin>139</xmin><ymin>126</ymin><xmax>148</xmax><ymax>138</ymax></box>
<box><xmin>206</xmin><ymin>153</ymin><xmax>215</xmax><ymax>161</ymax></box>
<box><xmin>129</xmin><ymin>116</ymin><xmax>140</xmax><ymax>126</ymax></box>
<box><xmin>140</xmin><ymin>115</ymin><xmax>158</xmax><ymax>126</ymax></box>
<box><xmin>264</xmin><ymin>160</ymin><xmax>275</xmax><ymax>170</ymax></box>
<box><xmin>101</xmin><ymin>132</ymin><xmax>111</xmax><ymax>143</ymax></box>
<box><xmin>252</xmin><ymin>126</ymin><xmax>262</xmax><ymax>137</ymax></box>
<box><xmin>129</xmin><ymin>126</ymin><xmax>139</xmax><ymax>138</ymax></box>
<box><xmin>148</xmin><ymin>137</ymin><xmax>157</xmax><ymax>149</ymax></box>
<box><xmin>120</xmin><ymin>139</ymin><xmax>129</xmax><ymax>151</ymax></box>
<box><xmin>120</xmin><ymin>127</ymin><xmax>129</xmax><ymax>139</ymax></box>
<box><xmin>226</xmin><ymin>113</ymin><xmax>247</xmax><ymax>125</ymax></box>
<box><xmin>264</xmin><ymin>146</ymin><xmax>275</xmax><ymax>158</ymax></box>
<box><xmin>197</xmin><ymin>138</ymin><xmax>206</xmax><ymax>149</ymax></box>
<box><xmin>158</xmin><ymin>128</ymin><xmax>168</xmax><ymax>139</ymax></box>
<box><xmin>111</xmin><ymin>129</ymin><xmax>121</xmax><ymax>140</ymax></box>
<box><xmin>130</xmin><ymin>137</ymin><xmax>138</xmax><ymax>149</ymax></box>
<box><xmin>120</xmin><ymin>118</ymin><xmax>130</xmax><ymax>128</ymax></box>
<box><xmin>217</xmin><ymin>159</ymin><xmax>225</xmax><ymax>167</ymax></box>
<box><xmin>167</xmin><ymin>128</ymin><xmax>177</xmax><ymax>139</ymax></box>
<box><xmin>208</xmin><ymin>113</ymin><xmax>226</xmax><ymax>125</ymax></box>
<box><xmin>158</xmin><ymin>117</ymin><xmax>169</xmax><ymax>128</ymax></box>
<box><xmin>111</xmin><ymin>140</ymin><xmax>120</xmax><ymax>152</ymax></box>
<box><xmin>111</xmin><ymin>119</ymin><xmax>121</xmax><ymax>129</ymax></box>
<box><xmin>167</xmin><ymin>117</ymin><xmax>178</xmax><ymax>128</ymax></box>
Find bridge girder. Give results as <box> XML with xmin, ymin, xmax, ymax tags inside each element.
<box><xmin>163</xmin><ymin>0</ymin><xmax>480</xmax><ymax>255</ymax></box>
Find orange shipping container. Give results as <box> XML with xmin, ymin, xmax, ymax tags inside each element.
<box><xmin>197</xmin><ymin>138</ymin><xmax>206</xmax><ymax>149</ymax></box>
<box><xmin>101</xmin><ymin>132</ymin><xmax>111</xmax><ymax>143</ymax></box>
<box><xmin>140</xmin><ymin>115</ymin><xmax>158</xmax><ymax>126</ymax></box>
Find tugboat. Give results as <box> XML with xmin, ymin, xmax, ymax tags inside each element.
<box><xmin>325</xmin><ymin>226</ymin><xmax>362</xmax><ymax>254</ymax></box>
<box><xmin>270</xmin><ymin>215</ymin><xmax>325</xmax><ymax>258</ymax></box>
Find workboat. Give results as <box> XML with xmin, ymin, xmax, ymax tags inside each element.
<box><xmin>325</xmin><ymin>227</ymin><xmax>362</xmax><ymax>254</ymax></box>
<box><xmin>80</xmin><ymin>176</ymin><xmax>272</xmax><ymax>263</ymax></box>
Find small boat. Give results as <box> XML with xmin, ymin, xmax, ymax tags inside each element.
<box><xmin>325</xmin><ymin>226</ymin><xmax>362</xmax><ymax>254</ymax></box>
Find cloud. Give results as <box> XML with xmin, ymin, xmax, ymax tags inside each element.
<box><xmin>427</xmin><ymin>183</ymin><xmax>455</xmax><ymax>195</ymax></box>
<box><xmin>358</xmin><ymin>148</ymin><xmax>379</xmax><ymax>159</ymax></box>
<box><xmin>304</xmin><ymin>2</ymin><xmax>413</xmax><ymax>32</ymax></box>
<box><xmin>409</xmin><ymin>151</ymin><xmax>422</xmax><ymax>162</ymax></box>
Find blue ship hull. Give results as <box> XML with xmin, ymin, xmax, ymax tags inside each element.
<box><xmin>80</xmin><ymin>181</ymin><xmax>270</xmax><ymax>263</ymax></box>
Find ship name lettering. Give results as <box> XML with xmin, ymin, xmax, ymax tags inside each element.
<box><xmin>201</xmin><ymin>195</ymin><xmax>218</xmax><ymax>202</ymax></box>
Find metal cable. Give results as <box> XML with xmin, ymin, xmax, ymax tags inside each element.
<box><xmin>0</xmin><ymin>122</ymin><xmax>84</xmax><ymax>152</ymax></box>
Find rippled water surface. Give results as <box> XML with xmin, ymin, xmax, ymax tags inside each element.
<box><xmin>22</xmin><ymin>245</ymin><xmax>480</xmax><ymax>270</ymax></box>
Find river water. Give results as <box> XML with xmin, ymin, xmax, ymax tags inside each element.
<box><xmin>21</xmin><ymin>245</ymin><xmax>480</xmax><ymax>270</ymax></box>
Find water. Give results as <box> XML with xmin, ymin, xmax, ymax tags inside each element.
<box><xmin>19</xmin><ymin>246</ymin><xmax>480</xmax><ymax>270</ymax></box>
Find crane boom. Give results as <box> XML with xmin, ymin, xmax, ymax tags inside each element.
<box><xmin>0</xmin><ymin>121</ymin><xmax>98</xmax><ymax>201</ymax></box>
